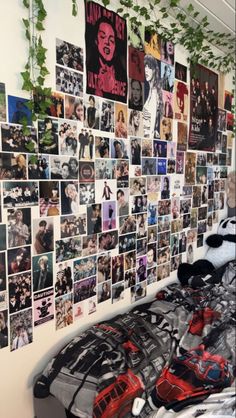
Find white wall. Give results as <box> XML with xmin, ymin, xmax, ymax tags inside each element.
<box><xmin>0</xmin><ymin>1</ymin><xmax>234</xmax><ymax>418</ymax></box>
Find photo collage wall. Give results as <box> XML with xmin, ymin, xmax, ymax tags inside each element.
<box><xmin>0</xmin><ymin>0</ymin><xmax>234</xmax><ymax>351</ymax></box>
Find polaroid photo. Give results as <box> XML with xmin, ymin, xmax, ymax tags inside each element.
<box><xmin>142</xmin><ymin>139</ymin><xmax>153</xmax><ymax>157</ymax></box>
<box><xmin>10</xmin><ymin>308</ymin><xmax>33</xmax><ymax>351</ymax></box>
<box><xmin>116</xmin><ymin>160</ymin><xmax>129</xmax><ymax>188</ymax></box>
<box><xmin>8</xmin><ymin>271</ymin><xmax>32</xmax><ymax>314</ymax></box>
<box><xmin>39</xmin><ymin>181</ymin><xmax>60</xmax><ymax>217</ymax></box>
<box><xmin>112</xmin><ymin>282</ymin><xmax>125</xmax><ymax>304</ymax></box>
<box><xmin>102</xmin><ymin>201</ymin><xmax>116</xmax><ymax>231</ymax></box>
<box><xmin>124</xmin><ymin>251</ymin><xmax>136</xmax><ymax>271</ymax></box>
<box><xmin>3</xmin><ymin>181</ymin><xmax>38</xmax><ymax>208</ymax></box>
<box><xmin>100</xmin><ymin>100</ymin><xmax>114</xmax><ymax>132</ymax></box>
<box><xmin>33</xmin><ymin>288</ymin><xmax>54</xmax><ymax>327</ymax></box>
<box><xmin>51</xmin><ymin>156</ymin><xmax>79</xmax><ymax>179</ymax></box>
<box><xmin>73</xmin><ymin>301</ymin><xmax>85</xmax><ymax>321</ymax></box>
<box><xmin>96</xmin><ymin>180</ymin><xmax>116</xmax><ymax>203</ymax></box>
<box><xmin>157</xmin><ymin>246</ymin><xmax>170</xmax><ymax>265</ymax></box>
<box><xmin>157</xmin><ymin>262</ymin><xmax>170</xmax><ymax>281</ymax></box>
<box><xmin>46</xmin><ymin>92</ymin><xmax>64</xmax><ymax>119</ymax></box>
<box><xmin>128</xmin><ymin>78</ymin><xmax>144</xmax><ymax>111</ymax></box>
<box><xmin>112</xmin><ymin>255</ymin><xmax>124</xmax><ymax>284</ymax></box>
<box><xmin>114</xmin><ymin>103</ymin><xmax>128</xmax><ymax>138</ymax></box>
<box><xmin>158</xmin><ymin>215</ymin><xmax>171</xmax><ymax>233</ymax></box>
<box><xmin>158</xmin><ymin>231</ymin><xmax>170</xmax><ymax>249</ymax></box>
<box><xmin>7</xmin><ymin>208</ymin><xmax>31</xmax><ymax>249</ymax></box>
<box><xmin>95</xmin><ymin>159</ymin><xmax>116</xmax><ymax>180</ymax></box>
<box><xmin>142</xmin><ymin>158</ymin><xmax>157</xmax><ymax>175</ymax></box>
<box><xmin>32</xmin><ymin>252</ymin><xmax>53</xmax><ymax>293</ymax></box>
<box><xmin>64</xmin><ymin>95</ymin><xmax>83</xmax><ymax>122</ymax></box>
<box><xmin>55</xmin><ymin>237</ymin><xmax>82</xmax><ymax>263</ymax></box>
<box><xmin>79</xmin><ymin>183</ymin><xmax>95</xmax><ymax>205</ymax></box>
<box><xmin>28</xmin><ymin>154</ymin><xmax>49</xmax><ymax>179</ymax></box>
<box><xmin>82</xmin><ymin>234</ymin><xmax>98</xmax><ymax>257</ymax></box>
<box><xmin>97</xmin><ymin>280</ymin><xmax>111</xmax><ymax>303</ymax></box>
<box><xmin>60</xmin><ymin>214</ymin><xmax>86</xmax><ymax>238</ymax></box>
<box><xmin>78</xmin><ymin>128</ymin><xmax>94</xmax><ymax>161</ymax></box>
<box><xmin>158</xmin><ymin>199</ymin><xmax>171</xmax><ymax>216</ymax></box>
<box><xmin>83</xmin><ymin>94</ymin><xmax>100</xmax><ymax>129</ymax></box>
<box><xmin>136</xmin><ymin>237</ymin><xmax>147</xmax><ymax>256</ymax></box>
<box><xmin>0</xmin><ymin>309</ymin><xmax>8</xmax><ymax>349</ymax></box>
<box><xmin>0</xmin><ymin>152</ymin><xmax>27</xmax><ymax>180</ymax></box>
<box><xmin>1</xmin><ymin>123</ymin><xmax>37</xmax><ymax>153</ymax></box>
<box><xmin>175</xmin><ymin>62</ymin><xmax>187</xmax><ymax>83</ymax></box>
<box><xmin>60</xmin><ymin>183</ymin><xmax>79</xmax><ymax>217</ymax></box>
<box><xmin>58</xmin><ymin>120</ymin><xmax>78</xmax><ymax>156</ymax></box>
<box><xmin>7</xmin><ymin>246</ymin><xmax>31</xmax><ymax>275</ymax></box>
<box><xmin>128</xmin><ymin>109</ymin><xmax>143</xmax><ymax>137</ymax></box>
<box><xmin>119</xmin><ymin>232</ymin><xmax>136</xmax><ymax>254</ymax></box>
<box><xmin>97</xmin><ymin>253</ymin><xmax>111</xmax><ymax>283</ymax></box>
<box><xmin>32</xmin><ymin>218</ymin><xmax>54</xmax><ymax>256</ymax></box>
<box><xmin>163</xmin><ymin>91</ymin><xmax>174</xmax><ymax>120</ymax></box>
<box><xmin>171</xmin><ymin>254</ymin><xmax>182</xmax><ymax>272</ymax></box>
<box><xmin>95</xmin><ymin>137</ymin><xmax>110</xmax><ymax>159</ymax></box>
<box><xmin>174</xmin><ymin>80</ymin><xmax>189</xmax><ymax>122</ymax></box>
<box><xmin>56</xmin><ymin>65</ymin><xmax>83</xmax><ymax>97</ymax></box>
<box><xmin>55</xmin><ymin>293</ymin><xmax>73</xmax><ymax>330</ymax></box>
<box><xmin>55</xmin><ymin>260</ymin><xmax>73</xmax><ymax>296</ymax></box>
<box><xmin>74</xmin><ymin>277</ymin><xmax>96</xmax><ymax>303</ymax></box>
<box><xmin>38</xmin><ymin>118</ymin><xmax>58</xmax><ymax>155</ymax></box>
<box><xmin>98</xmin><ymin>230</ymin><xmax>118</xmax><ymax>253</ymax></box>
<box><xmin>125</xmin><ymin>270</ymin><xmax>136</xmax><ymax>288</ymax></box>
<box><xmin>0</xmin><ymin>82</ymin><xmax>6</xmax><ymax>122</ymax></box>
<box><xmin>87</xmin><ymin>204</ymin><xmax>102</xmax><ymax>235</ymax></box>
<box><xmin>131</xmin><ymin>195</ymin><xmax>147</xmax><ymax>214</ymax></box>
<box><xmin>130</xmin><ymin>138</ymin><xmax>141</xmax><ymax>165</ymax></box>
<box><xmin>128</xmin><ymin>21</ymin><xmax>144</xmax><ymax>50</ymax></box>
<box><xmin>8</xmin><ymin>95</ymin><xmax>32</xmax><ymax>125</ymax></box>
<box><xmin>0</xmin><ymin>253</ymin><xmax>6</xmax><ymax>292</ymax></box>
<box><xmin>56</xmin><ymin>38</ymin><xmax>83</xmax><ymax>71</ymax></box>
<box><xmin>131</xmin><ymin>281</ymin><xmax>147</xmax><ymax>303</ymax></box>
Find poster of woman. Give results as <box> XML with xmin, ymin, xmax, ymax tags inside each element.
<box><xmin>189</xmin><ymin>64</ymin><xmax>218</xmax><ymax>151</ymax></box>
<box><xmin>85</xmin><ymin>1</ymin><xmax>127</xmax><ymax>103</ymax></box>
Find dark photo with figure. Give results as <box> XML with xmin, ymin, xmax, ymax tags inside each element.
<box><xmin>85</xmin><ymin>0</ymin><xmax>127</xmax><ymax>103</ymax></box>
<box><xmin>189</xmin><ymin>64</ymin><xmax>218</xmax><ymax>151</ymax></box>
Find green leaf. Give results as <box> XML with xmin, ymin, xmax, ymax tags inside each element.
<box><xmin>187</xmin><ymin>3</ymin><xmax>194</xmax><ymax>12</ymax></box>
<box><xmin>72</xmin><ymin>4</ymin><xmax>77</xmax><ymax>16</ymax></box>
<box><xmin>23</xmin><ymin>0</ymin><xmax>29</xmax><ymax>7</ymax></box>
<box><xmin>36</xmin><ymin>21</ymin><xmax>45</xmax><ymax>30</ymax></box>
<box><xmin>25</xmin><ymin>29</ymin><xmax>30</xmax><ymax>40</ymax></box>
<box><xmin>102</xmin><ymin>0</ymin><xmax>110</xmax><ymax>6</ymax></box>
<box><xmin>170</xmin><ymin>0</ymin><xmax>180</xmax><ymax>6</ymax></box>
<box><xmin>22</xmin><ymin>18</ymin><xmax>29</xmax><ymax>28</ymax></box>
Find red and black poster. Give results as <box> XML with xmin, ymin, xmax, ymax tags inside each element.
<box><xmin>85</xmin><ymin>1</ymin><xmax>128</xmax><ymax>103</ymax></box>
<box><xmin>189</xmin><ymin>64</ymin><xmax>218</xmax><ymax>151</ymax></box>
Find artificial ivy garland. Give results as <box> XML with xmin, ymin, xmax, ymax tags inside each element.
<box><xmin>21</xmin><ymin>0</ymin><xmax>235</xmax><ymax>132</ymax></box>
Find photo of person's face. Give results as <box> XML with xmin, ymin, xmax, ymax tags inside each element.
<box><xmin>75</xmin><ymin>103</ymin><xmax>83</xmax><ymax>120</ymax></box>
<box><xmin>145</xmin><ymin>64</ymin><xmax>154</xmax><ymax>82</ymax></box>
<box><xmin>166</xmin><ymin>41</ymin><xmax>174</xmax><ymax>55</ymax></box>
<box><xmin>96</xmin><ymin>22</ymin><xmax>115</xmax><ymax>62</ymax></box>
<box><xmin>131</xmin><ymin>81</ymin><xmax>141</xmax><ymax>104</ymax></box>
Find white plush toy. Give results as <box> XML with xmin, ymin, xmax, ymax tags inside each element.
<box><xmin>205</xmin><ymin>216</ymin><xmax>236</xmax><ymax>269</ymax></box>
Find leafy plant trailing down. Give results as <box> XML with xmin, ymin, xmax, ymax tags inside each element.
<box><xmin>21</xmin><ymin>0</ymin><xmax>235</xmax><ymax>132</ymax></box>
<box><xmin>21</xmin><ymin>0</ymin><xmax>52</xmax><ymax>136</ymax></box>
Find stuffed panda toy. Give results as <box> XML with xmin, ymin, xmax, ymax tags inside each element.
<box><xmin>205</xmin><ymin>216</ymin><xmax>236</xmax><ymax>269</ymax></box>
<box><xmin>178</xmin><ymin>216</ymin><xmax>236</xmax><ymax>288</ymax></box>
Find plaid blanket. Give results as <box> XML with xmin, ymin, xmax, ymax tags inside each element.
<box><xmin>34</xmin><ymin>260</ymin><xmax>236</xmax><ymax>418</ymax></box>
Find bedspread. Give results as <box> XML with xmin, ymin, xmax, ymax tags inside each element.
<box><xmin>34</xmin><ymin>260</ymin><xmax>236</xmax><ymax>418</ymax></box>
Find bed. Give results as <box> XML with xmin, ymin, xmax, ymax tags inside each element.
<box><xmin>34</xmin><ymin>259</ymin><xmax>236</xmax><ymax>418</ymax></box>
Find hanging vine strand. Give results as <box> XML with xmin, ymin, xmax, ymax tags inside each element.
<box><xmin>21</xmin><ymin>0</ymin><xmax>235</xmax><ymax>132</ymax></box>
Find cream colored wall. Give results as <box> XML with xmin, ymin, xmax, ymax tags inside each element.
<box><xmin>0</xmin><ymin>1</ymin><xmax>234</xmax><ymax>418</ymax></box>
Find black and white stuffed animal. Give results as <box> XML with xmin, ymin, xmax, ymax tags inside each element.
<box><xmin>178</xmin><ymin>216</ymin><xmax>236</xmax><ymax>288</ymax></box>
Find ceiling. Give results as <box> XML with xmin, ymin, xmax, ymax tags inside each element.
<box><xmin>162</xmin><ymin>0</ymin><xmax>236</xmax><ymax>54</ymax></box>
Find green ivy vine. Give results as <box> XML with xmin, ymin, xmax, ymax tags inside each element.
<box><xmin>98</xmin><ymin>0</ymin><xmax>236</xmax><ymax>73</ymax></box>
<box><xmin>21</xmin><ymin>0</ymin><xmax>52</xmax><ymax>133</ymax></box>
<box><xmin>20</xmin><ymin>0</ymin><xmax>235</xmax><ymax>132</ymax></box>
